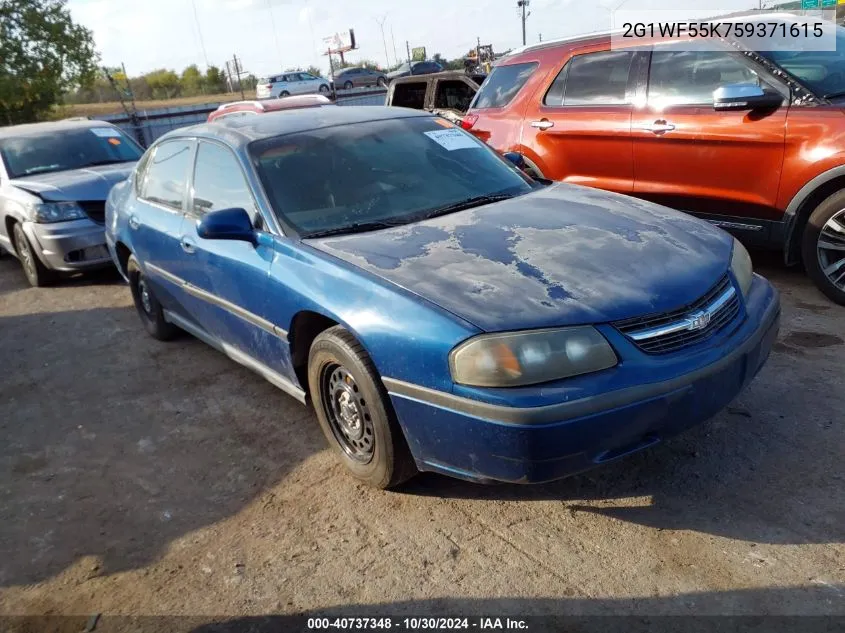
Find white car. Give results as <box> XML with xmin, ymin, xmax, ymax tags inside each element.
<box><xmin>256</xmin><ymin>72</ymin><xmax>331</xmax><ymax>99</ymax></box>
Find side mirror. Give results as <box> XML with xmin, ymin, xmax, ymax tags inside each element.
<box><xmin>196</xmin><ymin>207</ymin><xmax>255</xmax><ymax>244</ymax></box>
<box><xmin>714</xmin><ymin>83</ymin><xmax>783</xmax><ymax>111</ymax></box>
<box><xmin>503</xmin><ymin>152</ymin><xmax>527</xmax><ymax>170</ymax></box>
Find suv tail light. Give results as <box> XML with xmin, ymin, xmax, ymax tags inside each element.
<box><xmin>460</xmin><ymin>114</ymin><xmax>478</xmax><ymax>130</ymax></box>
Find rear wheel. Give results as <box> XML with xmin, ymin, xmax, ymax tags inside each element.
<box><xmin>308</xmin><ymin>326</ymin><xmax>416</xmax><ymax>489</ymax></box>
<box><xmin>12</xmin><ymin>222</ymin><xmax>55</xmax><ymax>287</ymax></box>
<box><xmin>802</xmin><ymin>190</ymin><xmax>845</xmax><ymax>306</ymax></box>
<box><xmin>343</xmin><ymin>80</ymin><xmax>353</xmax><ymax>90</ymax></box>
<box><xmin>127</xmin><ymin>255</ymin><xmax>179</xmax><ymax>340</ymax></box>
<box><xmin>377</xmin><ymin>77</ymin><xmax>387</xmax><ymax>88</ymax></box>
<box><xmin>279</xmin><ymin>90</ymin><xmax>290</xmax><ymax>97</ymax></box>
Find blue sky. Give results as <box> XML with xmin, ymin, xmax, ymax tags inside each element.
<box><xmin>67</xmin><ymin>0</ymin><xmax>758</xmax><ymax>78</ymax></box>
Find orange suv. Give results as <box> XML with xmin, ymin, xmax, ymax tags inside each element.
<box><xmin>464</xmin><ymin>18</ymin><xmax>845</xmax><ymax>304</ymax></box>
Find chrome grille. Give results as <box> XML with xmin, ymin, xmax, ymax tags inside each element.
<box><xmin>79</xmin><ymin>201</ymin><xmax>105</xmax><ymax>225</ymax></box>
<box><xmin>614</xmin><ymin>274</ymin><xmax>742</xmax><ymax>354</ymax></box>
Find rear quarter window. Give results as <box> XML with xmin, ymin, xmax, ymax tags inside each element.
<box><xmin>471</xmin><ymin>62</ymin><xmax>538</xmax><ymax>109</ymax></box>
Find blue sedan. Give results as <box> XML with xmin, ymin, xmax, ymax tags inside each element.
<box><xmin>105</xmin><ymin>106</ymin><xmax>781</xmax><ymax>488</ymax></box>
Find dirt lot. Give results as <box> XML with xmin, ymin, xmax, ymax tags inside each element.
<box><xmin>52</xmin><ymin>93</ymin><xmax>258</xmax><ymax>119</ymax></box>
<box><xmin>0</xmin><ymin>250</ymin><xmax>843</xmax><ymax>625</ymax></box>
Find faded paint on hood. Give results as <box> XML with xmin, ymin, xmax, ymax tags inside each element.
<box><xmin>10</xmin><ymin>162</ymin><xmax>136</xmax><ymax>202</ymax></box>
<box><xmin>308</xmin><ymin>183</ymin><xmax>734</xmax><ymax>331</ymax></box>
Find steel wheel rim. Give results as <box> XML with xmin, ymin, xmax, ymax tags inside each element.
<box><xmin>817</xmin><ymin>208</ymin><xmax>845</xmax><ymax>291</ymax></box>
<box><xmin>15</xmin><ymin>228</ymin><xmax>35</xmax><ymax>280</ymax></box>
<box><xmin>320</xmin><ymin>363</ymin><xmax>375</xmax><ymax>463</ymax></box>
<box><xmin>137</xmin><ymin>278</ymin><xmax>153</xmax><ymax>315</ymax></box>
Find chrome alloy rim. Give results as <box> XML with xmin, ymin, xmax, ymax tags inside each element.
<box><xmin>817</xmin><ymin>208</ymin><xmax>845</xmax><ymax>291</ymax></box>
<box><xmin>137</xmin><ymin>278</ymin><xmax>153</xmax><ymax>315</ymax></box>
<box><xmin>320</xmin><ymin>364</ymin><xmax>375</xmax><ymax>463</ymax></box>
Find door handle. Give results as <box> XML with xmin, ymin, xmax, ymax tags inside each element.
<box><xmin>128</xmin><ymin>215</ymin><xmax>140</xmax><ymax>230</ymax></box>
<box><xmin>640</xmin><ymin>120</ymin><xmax>676</xmax><ymax>134</ymax></box>
<box><xmin>180</xmin><ymin>237</ymin><xmax>196</xmax><ymax>254</ymax></box>
<box><xmin>530</xmin><ymin>119</ymin><xmax>554</xmax><ymax>130</ymax></box>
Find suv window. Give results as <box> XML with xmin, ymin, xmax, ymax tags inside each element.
<box><xmin>192</xmin><ymin>142</ymin><xmax>255</xmax><ymax>216</ymax></box>
<box><xmin>142</xmin><ymin>140</ymin><xmax>192</xmax><ymax>209</ymax></box>
<box><xmin>545</xmin><ymin>51</ymin><xmax>634</xmax><ymax>106</ymax></box>
<box><xmin>471</xmin><ymin>62</ymin><xmax>538</xmax><ymax>109</ymax></box>
<box><xmin>392</xmin><ymin>82</ymin><xmax>427</xmax><ymax>108</ymax></box>
<box><xmin>434</xmin><ymin>80</ymin><xmax>476</xmax><ymax>112</ymax></box>
<box><xmin>649</xmin><ymin>45</ymin><xmax>773</xmax><ymax>107</ymax></box>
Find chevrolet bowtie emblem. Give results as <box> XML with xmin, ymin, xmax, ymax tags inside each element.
<box><xmin>688</xmin><ymin>310</ymin><xmax>712</xmax><ymax>331</ymax></box>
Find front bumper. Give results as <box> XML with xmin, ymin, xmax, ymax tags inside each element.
<box><xmin>23</xmin><ymin>219</ymin><xmax>112</xmax><ymax>272</ymax></box>
<box><xmin>386</xmin><ymin>276</ymin><xmax>781</xmax><ymax>484</ymax></box>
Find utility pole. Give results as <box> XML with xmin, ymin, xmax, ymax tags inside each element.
<box><xmin>104</xmin><ymin>66</ymin><xmax>145</xmax><ymax>147</ymax></box>
<box><xmin>406</xmin><ymin>40</ymin><xmax>411</xmax><ymax>64</ymax></box>
<box><xmin>231</xmin><ymin>54</ymin><xmax>245</xmax><ymax>100</ymax></box>
<box><xmin>517</xmin><ymin>0</ymin><xmax>530</xmax><ymax>46</ymax></box>
<box><xmin>390</xmin><ymin>25</ymin><xmax>398</xmax><ymax>68</ymax></box>
<box><xmin>539</xmin><ymin>33</ymin><xmax>543</xmax><ymax>42</ymax></box>
<box><xmin>375</xmin><ymin>14</ymin><xmax>390</xmax><ymax>68</ymax></box>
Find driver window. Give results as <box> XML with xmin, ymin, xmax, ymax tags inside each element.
<box><xmin>649</xmin><ymin>44</ymin><xmax>780</xmax><ymax>107</ymax></box>
<box><xmin>192</xmin><ymin>141</ymin><xmax>260</xmax><ymax>225</ymax></box>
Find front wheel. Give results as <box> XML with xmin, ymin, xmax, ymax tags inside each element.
<box><xmin>802</xmin><ymin>189</ymin><xmax>845</xmax><ymax>306</ymax></box>
<box><xmin>279</xmin><ymin>90</ymin><xmax>290</xmax><ymax>97</ymax></box>
<box><xmin>308</xmin><ymin>326</ymin><xmax>416</xmax><ymax>489</ymax></box>
<box><xmin>377</xmin><ymin>77</ymin><xmax>387</xmax><ymax>88</ymax></box>
<box><xmin>12</xmin><ymin>222</ymin><xmax>56</xmax><ymax>287</ymax></box>
<box><xmin>318</xmin><ymin>84</ymin><xmax>329</xmax><ymax>93</ymax></box>
<box><xmin>127</xmin><ymin>255</ymin><xmax>179</xmax><ymax>340</ymax></box>
<box><xmin>343</xmin><ymin>80</ymin><xmax>353</xmax><ymax>90</ymax></box>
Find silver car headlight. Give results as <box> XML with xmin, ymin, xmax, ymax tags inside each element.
<box><xmin>449</xmin><ymin>327</ymin><xmax>618</xmax><ymax>388</ymax></box>
<box><xmin>32</xmin><ymin>201</ymin><xmax>87</xmax><ymax>224</ymax></box>
<box><xmin>730</xmin><ymin>238</ymin><xmax>753</xmax><ymax>300</ymax></box>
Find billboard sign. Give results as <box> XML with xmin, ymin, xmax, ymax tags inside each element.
<box><xmin>323</xmin><ymin>29</ymin><xmax>356</xmax><ymax>54</ymax></box>
<box><xmin>411</xmin><ymin>46</ymin><xmax>426</xmax><ymax>61</ymax></box>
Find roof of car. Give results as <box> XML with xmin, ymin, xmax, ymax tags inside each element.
<box><xmin>170</xmin><ymin>105</ymin><xmax>431</xmax><ymax>146</ymax></box>
<box><xmin>391</xmin><ymin>71</ymin><xmax>483</xmax><ymax>84</ymax></box>
<box><xmin>0</xmin><ymin>118</ymin><xmax>116</xmax><ymax>139</ymax></box>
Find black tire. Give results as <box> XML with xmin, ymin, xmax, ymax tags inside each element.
<box><xmin>801</xmin><ymin>189</ymin><xmax>845</xmax><ymax>306</ymax></box>
<box><xmin>280</xmin><ymin>91</ymin><xmax>290</xmax><ymax>97</ymax></box>
<box><xmin>308</xmin><ymin>326</ymin><xmax>416</xmax><ymax>489</ymax></box>
<box><xmin>318</xmin><ymin>84</ymin><xmax>329</xmax><ymax>93</ymax></box>
<box><xmin>12</xmin><ymin>222</ymin><xmax>56</xmax><ymax>287</ymax></box>
<box><xmin>127</xmin><ymin>255</ymin><xmax>179</xmax><ymax>341</ymax></box>
<box><xmin>343</xmin><ymin>80</ymin><xmax>353</xmax><ymax>90</ymax></box>
<box><xmin>377</xmin><ymin>77</ymin><xmax>387</xmax><ymax>88</ymax></box>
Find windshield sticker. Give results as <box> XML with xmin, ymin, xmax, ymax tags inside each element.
<box><xmin>108</xmin><ymin>137</ymin><xmax>122</xmax><ymax>146</ymax></box>
<box><xmin>423</xmin><ymin>129</ymin><xmax>479</xmax><ymax>151</ymax></box>
<box><xmin>90</xmin><ymin>127</ymin><xmax>121</xmax><ymax>138</ymax></box>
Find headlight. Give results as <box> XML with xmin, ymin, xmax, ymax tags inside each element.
<box><xmin>32</xmin><ymin>201</ymin><xmax>87</xmax><ymax>224</ymax></box>
<box><xmin>449</xmin><ymin>327</ymin><xmax>618</xmax><ymax>388</ymax></box>
<box><xmin>730</xmin><ymin>238</ymin><xmax>753</xmax><ymax>299</ymax></box>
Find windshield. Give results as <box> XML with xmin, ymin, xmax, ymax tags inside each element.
<box><xmin>759</xmin><ymin>24</ymin><xmax>845</xmax><ymax>99</ymax></box>
<box><xmin>0</xmin><ymin>126</ymin><xmax>143</xmax><ymax>178</ymax></box>
<box><xmin>250</xmin><ymin>116</ymin><xmax>534</xmax><ymax>237</ymax></box>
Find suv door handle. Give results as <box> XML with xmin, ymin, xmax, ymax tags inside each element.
<box><xmin>641</xmin><ymin>120</ymin><xmax>676</xmax><ymax>134</ymax></box>
<box><xmin>180</xmin><ymin>237</ymin><xmax>196</xmax><ymax>254</ymax></box>
<box><xmin>530</xmin><ymin>119</ymin><xmax>554</xmax><ymax>130</ymax></box>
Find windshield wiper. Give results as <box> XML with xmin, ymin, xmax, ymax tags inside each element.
<box><xmin>418</xmin><ymin>193</ymin><xmax>517</xmax><ymax>220</ymax></box>
<box><xmin>84</xmin><ymin>159</ymin><xmax>135</xmax><ymax>167</ymax></box>
<box><xmin>824</xmin><ymin>90</ymin><xmax>845</xmax><ymax>100</ymax></box>
<box><xmin>303</xmin><ymin>220</ymin><xmax>408</xmax><ymax>239</ymax></box>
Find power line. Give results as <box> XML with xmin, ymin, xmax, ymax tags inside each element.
<box><xmin>190</xmin><ymin>0</ymin><xmax>210</xmax><ymax>67</ymax></box>
<box><xmin>265</xmin><ymin>0</ymin><xmax>284</xmax><ymax>70</ymax></box>
<box><xmin>375</xmin><ymin>14</ymin><xmax>390</xmax><ymax>68</ymax></box>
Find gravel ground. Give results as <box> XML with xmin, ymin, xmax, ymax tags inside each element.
<box><xmin>0</xmin><ymin>250</ymin><xmax>843</xmax><ymax>625</ymax></box>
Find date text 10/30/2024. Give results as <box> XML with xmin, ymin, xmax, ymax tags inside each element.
<box><xmin>306</xmin><ymin>617</ymin><xmax>529</xmax><ymax>630</ymax></box>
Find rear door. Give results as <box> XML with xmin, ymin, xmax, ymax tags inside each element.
<box><xmin>179</xmin><ymin>140</ymin><xmax>285</xmax><ymax>371</ymax></box>
<box><xmin>520</xmin><ymin>47</ymin><xmax>642</xmax><ymax>192</ymax></box>
<box><xmin>131</xmin><ymin>139</ymin><xmax>193</xmax><ymax>317</ymax></box>
<box><xmin>631</xmin><ymin>42</ymin><xmax>788</xmax><ymax>239</ymax></box>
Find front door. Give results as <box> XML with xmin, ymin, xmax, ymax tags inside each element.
<box><xmin>179</xmin><ymin>140</ymin><xmax>288</xmax><ymax>374</ymax></box>
<box><xmin>632</xmin><ymin>42</ymin><xmax>789</xmax><ymax>243</ymax></box>
<box><xmin>520</xmin><ymin>48</ymin><xmax>643</xmax><ymax>193</ymax></box>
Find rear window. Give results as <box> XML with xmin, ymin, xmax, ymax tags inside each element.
<box><xmin>471</xmin><ymin>62</ymin><xmax>538</xmax><ymax>109</ymax></box>
<box><xmin>392</xmin><ymin>82</ymin><xmax>427</xmax><ymax>109</ymax></box>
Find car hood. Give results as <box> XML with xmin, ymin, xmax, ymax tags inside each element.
<box><xmin>10</xmin><ymin>162</ymin><xmax>136</xmax><ymax>202</ymax></box>
<box><xmin>308</xmin><ymin>184</ymin><xmax>734</xmax><ymax>332</ymax></box>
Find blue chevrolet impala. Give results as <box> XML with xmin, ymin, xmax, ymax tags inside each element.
<box><xmin>106</xmin><ymin>106</ymin><xmax>780</xmax><ymax>488</ymax></box>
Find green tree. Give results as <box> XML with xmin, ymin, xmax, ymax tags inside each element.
<box><xmin>144</xmin><ymin>68</ymin><xmax>180</xmax><ymax>99</ymax></box>
<box><xmin>204</xmin><ymin>65</ymin><xmax>225</xmax><ymax>93</ymax></box>
<box><xmin>180</xmin><ymin>64</ymin><xmax>203</xmax><ymax>96</ymax></box>
<box><xmin>0</xmin><ymin>0</ymin><xmax>99</xmax><ymax>124</ymax></box>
